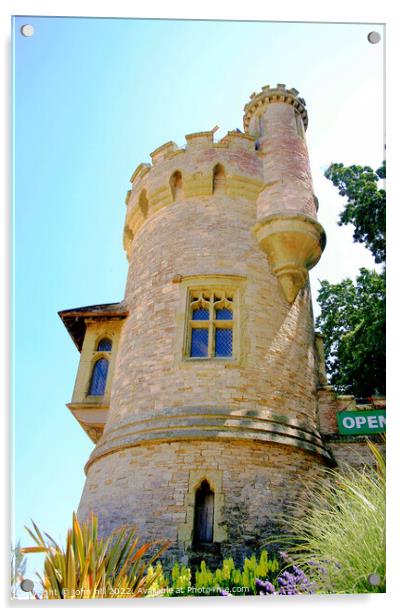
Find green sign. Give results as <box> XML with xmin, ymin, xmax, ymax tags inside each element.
<box><xmin>337</xmin><ymin>409</ymin><xmax>386</xmax><ymax>435</ymax></box>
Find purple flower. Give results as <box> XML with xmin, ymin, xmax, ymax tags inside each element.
<box><xmin>263</xmin><ymin>581</ymin><xmax>276</xmax><ymax>595</ymax></box>
<box><xmin>276</xmin><ymin>566</ymin><xmax>315</xmax><ymax>595</ymax></box>
<box><xmin>256</xmin><ymin>578</ymin><xmax>277</xmax><ymax>595</ymax></box>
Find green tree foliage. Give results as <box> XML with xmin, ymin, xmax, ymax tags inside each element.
<box><xmin>324</xmin><ymin>161</ymin><xmax>385</xmax><ymax>263</ymax></box>
<box><xmin>318</xmin><ymin>161</ymin><xmax>386</xmax><ymax>396</ymax></box>
<box><xmin>316</xmin><ymin>269</ymin><xmax>385</xmax><ymax>396</ymax></box>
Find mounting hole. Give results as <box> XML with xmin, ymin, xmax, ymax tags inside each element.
<box><xmin>367</xmin><ymin>573</ymin><xmax>381</xmax><ymax>586</ymax></box>
<box><xmin>367</xmin><ymin>31</ymin><xmax>381</xmax><ymax>44</ymax></box>
<box><xmin>20</xmin><ymin>578</ymin><xmax>34</xmax><ymax>593</ymax></box>
<box><xmin>20</xmin><ymin>24</ymin><xmax>34</xmax><ymax>37</ymax></box>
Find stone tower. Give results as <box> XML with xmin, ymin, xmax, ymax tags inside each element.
<box><xmin>59</xmin><ymin>84</ymin><xmax>334</xmax><ymax>566</ymax></box>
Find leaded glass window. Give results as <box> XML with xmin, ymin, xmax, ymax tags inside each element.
<box><xmin>97</xmin><ymin>338</ymin><xmax>112</xmax><ymax>351</ymax></box>
<box><xmin>192</xmin><ymin>307</ymin><xmax>209</xmax><ymax>320</ymax></box>
<box><xmin>188</xmin><ymin>291</ymin><xmax>234</xmax><ymax>359</ymax></box>
<box><xmin>215</xmin><ymin>328</ymin><xmax>233</xmax><ymax>357</ymax></box>
<box><xmin>215</xmin><ymin>307</ymin><xmax>232</xmax><ymax>320</ymax></box>
<box><xmin>88</xmin><ymin>358</ymin><xmax>109</xmax><ymax>395</ymax></box>
<box><xmin>191</xmin><ymin>328</ymin><xmax>209</xmax><ymax>357</ymax></box>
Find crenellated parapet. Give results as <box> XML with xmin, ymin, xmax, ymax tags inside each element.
<box><xmin>122</xmin><ymin>130</ymin><xmax>263</xmax><ymax>259</ymax></box>
<box><xmin>243</xmin><ymin>83</ymin><xmax>308</xmax><ymax>136</ymax></box>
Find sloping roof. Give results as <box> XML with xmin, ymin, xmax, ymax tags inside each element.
<box><xmin>58</xmin><ymin>302</ymin><xmax>128</xmax><ymax>351</ymax></box>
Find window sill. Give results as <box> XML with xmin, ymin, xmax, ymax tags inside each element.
<box><xmin>84</xmin><ymin>395</ymin><xmax>107</xmax><ymax>403</ymax></box>
<box><xmin>179</xmin><ymin>357</ymin><xmax>240</xmax><ymax>368</ymax></box>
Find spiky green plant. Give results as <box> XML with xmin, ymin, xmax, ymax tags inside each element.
<box><xmin>20</xmin><ymin>512</ymin><xmax>169</xmax><ymax>599</ymax></box>
<box><xmin>275</xmin><ymin>442</ymin><xmax>386</xmax><ymax>594</ymax></box>
<box><xmin>11</xmin><ymin>542</ymin><xmax>27</xmax><ymax>598</ymax></box>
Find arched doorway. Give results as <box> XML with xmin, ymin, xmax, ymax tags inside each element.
<box><xmin>193</xmin><ymin>480</ymin><xmax>214</xmax><ymax>545</ymax></box>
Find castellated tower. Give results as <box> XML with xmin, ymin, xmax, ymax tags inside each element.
<box><xmin>59</xmin><ymin>84</ymin><xmax>332</xmax><ymax>566</ymax></box>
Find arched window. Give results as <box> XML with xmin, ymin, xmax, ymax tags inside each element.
<box><xmin>170</xmin><ymin>171</ymin><xmax>183</xmax><ymax>201</ymax></box>
<box><xmin>139</xmin><ymin>189</ymin><xmax>149</xmax><ymax>218</ymax></box>
<box><xmin>212</xmin><ymin>164</ymin><xmax>226</xmax><ymax>192</ymax></box>
<box><xmin>88</xmin><ymin>358</ymin><xmax>109</xmax><ymax>396</ymax></box>
<box><xmin>193</xmin><ymin>480</ymin><xmax>214</xmax><ymax>545</ymax></box>
<box><xmin>97</xmin><ymin>338</ymin><xmax>112</xmax><ymax>352</ymax></box>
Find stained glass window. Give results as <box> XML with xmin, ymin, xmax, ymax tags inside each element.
<box><xmin>190</xmin><ymin>329</ymin><xmax>209</xmax><ymax>357</ymax></box>
<box><xmin>97</xmin><ymin>338</ymin><xmax>112</xmax><ymax>351</ymax></box>
<box><xmin>88</xmin><ymin>358</ymin><xmax>109</xmax><ymax>395</ymax></box>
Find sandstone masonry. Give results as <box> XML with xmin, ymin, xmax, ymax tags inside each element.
<box><xmin>59</xmin><ymin>83</ymin><xmax>385</xmax><ymax>566</ymax></box>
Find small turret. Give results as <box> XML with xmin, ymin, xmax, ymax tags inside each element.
<box><xmin>244</xmin><ymin>84</ymin><xmax>326</xmax><ymax>303</ymax></box>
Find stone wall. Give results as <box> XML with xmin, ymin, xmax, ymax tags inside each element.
<box><xmin>78</xmin><ymin>439</ymin><xmax>326</xmax><ymax>567</ymax></box>
<box><xmin>96</xmin><ymin>188</ymin><xmax>324</xmax><ymax>455</ymax></box>
<box><xmin>317</xmin><ymin>386</ymin><xmax>386</xmax><ymax>468</ymax></box>
<box><xmin>328</xmin><ymin>439</ymin><xmax>385</xmax><ymax>470</ymax></box>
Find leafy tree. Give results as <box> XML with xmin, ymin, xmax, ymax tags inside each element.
<box><xmin>324</xmin><ymin>161</ymin><xmax>385</xmax><ymax>264</ymax></box>
<box><xmin>316</xmin><ymin>269</ymin><xmax>385</xmax><ymax>396</ymax></box>
<box><xmin>317</xmin><ymin>161</ymin><xmax>385</xmax><ymax>396</ymax></box>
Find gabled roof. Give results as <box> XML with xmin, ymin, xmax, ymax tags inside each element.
<box><xmin>58</xmin><ymin>302</ymin><xmax>128</xmax><ymax>351</ymax></box>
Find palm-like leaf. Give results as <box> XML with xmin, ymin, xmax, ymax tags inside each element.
<box><xmin>20</xmin><ymin>512</ymin><xmax>170</xmax><ymax>599</ymax></box>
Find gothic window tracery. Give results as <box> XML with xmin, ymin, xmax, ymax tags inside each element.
<box><xmin>188</xmin><ymin>291</ymin><xmax>233</xmax><ymax>359</ymax></box>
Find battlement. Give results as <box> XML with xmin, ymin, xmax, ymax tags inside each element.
<box><xmin>243</xmin><ymin>83</ymin><xmax>308</xmax><ymax>133</ymax></box>
<box><xmin>129</xmin><ymin>130</ymin><xmax>258</xmax><ymax>186</ymax></box>
<box><xmin>123</xmin><ymin>129</ymin><xmax>263</xmax><ymax>259</ymax></box>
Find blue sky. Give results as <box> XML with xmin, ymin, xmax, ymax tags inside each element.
<box><xmin>12</xmin><ymin>16</ymin><xmax>384</xmax><ymax>584</ymax></box>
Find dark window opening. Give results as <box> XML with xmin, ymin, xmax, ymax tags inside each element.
<box><xmin>170</xmin><ymin>170</ymin><xmax>183</xmax><ymax>200</ymax></box>
<box><xmin>193</xmin><ymin>480</ymin><xmax>214</xmax><ymax>545</ymax></box>
<box><xmin>212</xmin><ymin>164</ymin><xmax>226</xmax><ymax>192</ymax></box>
<box><xmin>97</xmin><ymin>338</ymin><xmax>112</xmax><ymax>351</ymax></box>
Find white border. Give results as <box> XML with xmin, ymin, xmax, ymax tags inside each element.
<box><xmin>2</xmin><ymin>1</ymin><xmax>399</xmax><ymax>614</ymax></box>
